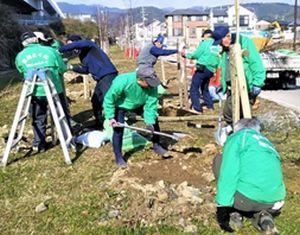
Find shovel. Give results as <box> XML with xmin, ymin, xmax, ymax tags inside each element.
<box><xmin>115</xmin><ymin>122</ymin><xmax>188</xmax><ymax>141</ymax></box>
<box><xmin>214</xmin><ymin>91</ymin><xmax>226</xmax><ymax>146</ymax></box>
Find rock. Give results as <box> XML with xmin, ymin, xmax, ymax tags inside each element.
<box><xmin>157</xmin><ymin>190</ymin><xmax>168</xmax><ymax>202</ymax></box>
<box><xmin>167</xmin><ymin>188</ymin><xmax>178</xmax><ymax>200</ymax></box>
<box><xmin>185</xmin><ymin>152</ymin><xmax>198</xmax><ymax>159</ymax></box>
<box><xmin>0</xmin><ymin>125</ymin><xmax>8</xmax><ymax>138</ymax></box>
<box><xmin>158</xmin><ymin>180</ymin><xmax>165</xmax><ymax>188</ymax></box>
<box><xmin>203</xmin><ymin>219</ymin><xmax>209</xmax><ymax>227</ymax></box>
<box><xmin>35</xmin><ymin>202</ymin><xmax>48</xmax><ymax>213</ymax></box>
<box><xmin>108</xmin><ymin>210</ymin><xmax>120</xmax><ymax>219</ymax></box>
<box><xmin>201</xmin><ymin>172</ymin><xmax>215</xmax><ymax>183</ymax></box>
<box><xmin>178</xmin><ymin>217</ymin><xmax>185</xmax><ymax>227</ymax></box>
<box><xmin>184</xmin><ymin>224</ymin><xmax>198</xmax><ymax>233</ymax></box>
<box><xmin>182</xmin><ymin>166</ymin><xmax>187</xmax><ymax>170</ymax></box>
<box><xmin>176</xmin><ymin>182</ymin><xmax>203</xmax><ymax>204</ymax></box>
<box><xmin>203</xmin><ymin>144</ymin><xmax>217</xmax><ymax>155</ymax></box>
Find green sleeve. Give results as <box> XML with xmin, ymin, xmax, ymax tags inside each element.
<box><xmin>52</xmin><ymin>49</ymin><xmax>67</xmax><ymax>74</ymax></box>
<box><xmin>216</xmin><ymin>134</ymin><xmax>242</xmax><ymax>206</ymax></box>
<box><xmin>15</xmin><ymin>54</ymin><xmax>24</xmax><ymax>74</ymax></box>
<box><xmin>143</xmin><ymin>88</ymin><xmax>158</xmax><ymax>125</ymax></box>
<box><xmin>103</xmin><ymin>76</ymin><xmax>127</xmax><ymax>120</ymax></box>
<box><xmin>186</xmin><ymin>42</ymin><xmax>203</xmax><ymax>60</ymax></box>
<box><xmin>246</xmin><ymin>38</ymin><xmax>266</xmax><ymax>87</ymax></box>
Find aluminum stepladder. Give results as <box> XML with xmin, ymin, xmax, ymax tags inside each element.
<box><xmin>1</xmin><ymin>69</ymin><xmax>73</xmax><ymax>166</ymax></box>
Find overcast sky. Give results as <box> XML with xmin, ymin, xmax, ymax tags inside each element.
<box><xmin>56</xmin><ymin>0</ymin><xmax>295</xmax><ymax>9</ymax></box>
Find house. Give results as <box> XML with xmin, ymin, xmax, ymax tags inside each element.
<box><xmin>227</xmin><ymin>5</ymin><xmax>257</xmax><ymax>31</ymax></box>
<box><xmin>133</xmin><ymin>20</ymin><xmax>166</xmax><ymax>45</ymax></box>
<box><xmin>256</xmin><ymin>20</ymin><xmax>271</xmax><ymax>31</ymax></box>
<box><xmin>209</xmin><ymin>8</ymin><xmax>229</xmax><ymax>28</ymax></box>
<box><xmin>209</xmin><ymin>5</ymin><xmax>257</xmax><ymax>31</ymax></box>
<box><xmin>165</xmin><ymin>9</ymin><xmax>210</xmax><ymax>47</ymax></box>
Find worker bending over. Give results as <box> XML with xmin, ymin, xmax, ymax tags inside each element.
<box><xmin>213</xmin><ymin>118</ymin><xmax>286</xmax><ymax>234</ymax></box>
<box><xmin>103</xmin><ymin>67</ymin><xmax>168</xmax><ymax>168</ymax></box>
<box><xmin>59</xmin><ymin>35</ymin><xmax>118</xmax><ymax>130</ymax></box>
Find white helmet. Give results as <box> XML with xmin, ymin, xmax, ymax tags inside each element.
<box><xmin>33</xmin><ymin>31</ymin><xmax>48</xmax><ymax>42</ymax></box>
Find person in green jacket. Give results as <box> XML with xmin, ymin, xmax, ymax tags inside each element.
<box><xmin>213</xmin><ymin>118</ymin><xmax>286</xmax><ymax>234</ymax></box>
<box><xmin>182</xmin><ymin>30</ymin><xmax>222</xmax><ymax>113</ymax></box>
<box><xmin>15</xmin><ymin>32</ymin><xmax>69</xmax><ymax>153</ymax></box>
<box><xmin>103</xmin><ymin>67</ymin><xmax>168</xmax><ymax>168</ymax></box>
<box><xmin>213</xmin><ymin>26</ymin><xmax>266</xmax><ymax>125</ymax></box>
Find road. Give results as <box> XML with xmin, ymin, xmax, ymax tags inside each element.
<box><xmin>260</xmin><ymin>88</ymin><xmax>300</xmax><ymax>113</ymax></box>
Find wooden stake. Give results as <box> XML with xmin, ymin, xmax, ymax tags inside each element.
<box><xmin>83</xmin><ymin>75</ymin><xmax>88</xmax><ymax>99</ymax></box>
<box><xmin>230</xmin><ymin>0</ymin><xmax>252</xmax><ymax>127</ymax></box>
<box><xmin>177</xmin><ymin>39</ymin><xmax>183</xmax><ymax>108</ymax></box>
<box><xmin>160</xmin><ymin>57</ymin><xmax>166</xmax><ymax>85</ymax></box>
<box><xmin>230</xmin><ymin>46</ymin><xmax>240</xmax><ymax>124</ymax></box>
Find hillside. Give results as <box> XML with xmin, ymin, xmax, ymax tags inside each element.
<box><xmin>58</xmin><ymin>2</ymin><xmax>296</xmax><ymax>24</ymax></box>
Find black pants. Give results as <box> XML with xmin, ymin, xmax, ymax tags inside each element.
<box><xmin>213</xmin><ymin>154</ymin><xmax>282</xmax><ymax>215</ymax></box>
<box><xmin>190</xmin><ymin>68</ymin><xmax>214</xmax><ymax>112</ymax></box>
<box><xmin>112</xmin><ymin>107</ymin><xmax>160</xmax><ymax>159</ymax></box>
<box><xmin>30</xmin><ymin>93</ymin><xmax>70</xmax><ymax>148</ymax></box>
<box><xmin>223</xmin><ymin>90</ymin><xmax>256</xmax><ymax>125</ymax></box>
<box><xmin>91</xmin><ymin>73</ymin><xmax>117</xmax><ymax>129</ymax></box>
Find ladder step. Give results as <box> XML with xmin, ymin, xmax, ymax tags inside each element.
<box><xmin>26</xmin><ymin>93</ymin><xmax>33</xmax><ymax>98</ymax></box>
<box><xmin>11</xmin><ymin>137</ymin><xmax>22</xmax><ymax>148</ymax></box>
<box><xmin>52</xmin><ymin>92</ymin><xmax>58</xmax><ymax>97</ymax></box>
<box><xmin>18</xmin><ymin>114</ymin><xmax>28</xmax><ymax>123</ymax></box>
<box><xmin>58</xmin><ymin>115</ymin><xmax>65</xmax><ymax>121</ymax></box>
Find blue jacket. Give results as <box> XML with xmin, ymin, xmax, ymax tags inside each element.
<box><xmin>137</xmin><ymin>43</ymin><xmax>178</xmax><ymax>67</ymax></box>
<box><xmin>59</xmin><ymin>40</ymin><xmax>118</xmax><ymax>81</ymax></box>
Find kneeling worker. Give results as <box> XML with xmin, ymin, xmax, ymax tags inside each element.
<box><xmin>103</xmin><ymin>67</ymin><xmax>168</xmax><ymax>167</ymax></box>
<box><xmin>213</xmin><ymin>118</ymin><xmax>286</xmax><ymax>234</ymax></box>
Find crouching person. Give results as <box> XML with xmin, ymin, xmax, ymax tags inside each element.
<box><xmin>103</xmin><ymin>67</ymin><xmax>169</xmax><ymax>168</ymax></box>
<box><xmin>213</xmin><ymin>118</ymin><xmax>286</xmax><ymax>234</ymax></box>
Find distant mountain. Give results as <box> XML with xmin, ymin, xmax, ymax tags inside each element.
<box><xmin>162</xmin><ymin>7</ymin><xmax>175</xmax><ymax>13</ymax></box>
<box><xmin>58</xmin><ymin>2</ymin><xmax>123</xmax><ymax>14</ymax></box>
<box><xmin>57</xmin><ymin>2</ymin><xmax>297</xmax><ymax>28</ymax></box>
<box><xmin>242</xmin><ymin>3</ymin><xmax>297</xmax><ymax>23</ymax></box>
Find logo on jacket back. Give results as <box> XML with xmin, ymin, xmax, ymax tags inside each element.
<box><xmin>21</xmin><ymin>53</ymin><xmax>49</xmax><ymax>68</ymax></box>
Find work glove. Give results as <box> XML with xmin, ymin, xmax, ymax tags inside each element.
<box><xmin>109</xmin><ymin>119</ymin><xmax>117</xmax><ymax>127</ymax></box>
<box><xmin>67</xmin><ymin>64</ymin><xmax>74</xmax><ymax>71</ymax></box>
<box><xmin>216</xmin><ymin>206</ymin><xmax>234</xmax><ymax>233</ymax></box>
<box><xmin>251</xmin><ymin>86</ymin><xmax>262</xmax><ymax>97</ymax></box>
<box><xmin>146</xmin><ymin>124</ymin><xmax>155</xmax><ymax>133</ymax></box>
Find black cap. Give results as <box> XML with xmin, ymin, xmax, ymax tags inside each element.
<box><xmin>20</xmin><ymin>31</ymin><xmax>36</xmax><ymax>42</ymax></box>
<box><xmin>137</xmin><ymin>67</ymin><xmax>161</xmax><ymax>88</ymax></box>
<box><xmin>67</xmin><ymin>34</ymin><xmax>82</xmax><ymax>42</ymax></box>
<box><xmin>202</xmin><ymin>29</ymin><xmax>213</xmax><ymax>37</ymax></box>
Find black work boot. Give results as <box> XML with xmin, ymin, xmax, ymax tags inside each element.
<box><xmin>229</xmin><ymin>212</ymin><xmax>243</xmax><ymax>229</ymax></box>
<box><xmin>252</xmin><ymin>210</ymin><xmax>279</xmax><ymax>235</ymax></box>
<box><xmin>153</xmin><ymin>143</ymin><xmax>169</xmax><ymax>158</ymax></box>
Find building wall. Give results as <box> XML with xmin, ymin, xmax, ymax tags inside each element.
<box><xmin>165</xmin><ymin>14</ymin><xmax>211</xmax><ymax>47</ymax></box>
<box><xmin>227</xmin><ymin>6</ymin><xmax>257</xmax><ymax>30</ymax></box>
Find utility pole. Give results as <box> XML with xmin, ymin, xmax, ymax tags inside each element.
<box><xmin>294</xmin><ymin>0</ymin><xmax>298</xmax><ymax>51</ymax></box>
<box><xmin>97</xmin><ymin>6</ymin><xmax>109</xmax><ymax>54</ymax></box>
<box><xmin>97</xmin><ymin>5</ymin><xmax>102</xmax><ymax>48</ymax></box>
<box><xmin>141</xmin><ymin>6</ymin><xmax>147</xmax><ymax>46</ymax></box>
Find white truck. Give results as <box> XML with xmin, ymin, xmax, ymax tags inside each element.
<box><xmin>261</xmin><ymin>49</ymin><xmax>300</xmax><ymax>89</ymax></box>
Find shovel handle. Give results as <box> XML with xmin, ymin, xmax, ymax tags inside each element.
<box><xmin>115</xmin><ymin>122</ymin><xmax>179</xmax><ymax>140</ymax></box>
